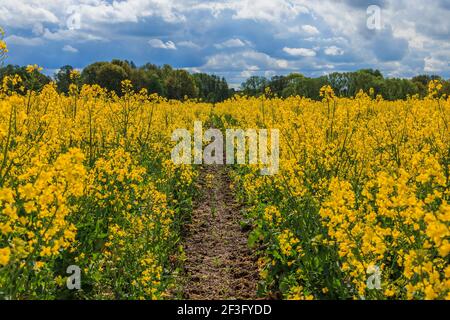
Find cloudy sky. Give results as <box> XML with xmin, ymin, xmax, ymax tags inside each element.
<box><xmin>1</xmin><ymin>0</ymin><xmax>450</xmax><ymax>87</ymax></box>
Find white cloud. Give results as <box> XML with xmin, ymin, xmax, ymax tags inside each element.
<box><xmin>324</xmin><ymin>46</ymin><xmax>344</xmax><ymax>56</ymax></box>
<box><xmin>43</xmin><ymin>28</ymin><xmax>105</xmax><ymax>42</ymax></box>
<box><xmin>215</xmin><ymin>38</ymin><xmax>249</xmax><ymax>49</ymax></box>
<box><xmin>2</xmin><ymin>0</ymin><xmax>450</xmax><ymax>80</ymax></box>
<box><xmin>301</xmin><ymin>25</ymin><xmax>320</xmax><ymax>35</ymax></box>
<box><xmin>178</xmin><ymin>41</ymin><xmax>200</xmax><ymax>49</ymax></box>
<box><xmin>230</xmin><ymin>0</ymin><xmax>309</xmax><ymax>22</ymax></box>
<box><xmin>71</xmin><ymin>0</ymin><xmax>186</xmax><ymax>24</ymax></box>
<box><xmin>247</xmin><ymin>65</ymin><xmax>260</xmax><ymax>71</ymax></box>
<box><xmin>0</xmin><ymin>1</ymin><xmax>59</xmax><ymax>28</ymax></box>
<box><xmin>203</xmin><ymin>50</ymin><xmax>289</xmax><ymax>71</ymax></box>
<box><xmin>0</xmin><ymin>0</ymin><xmax>187</xmax><ymax>31</ymax></box>
<box><xmin>240</xmin><ymin>69</ymin><xmax>257</xmax><ymax>78</ymax></box>
<box><xmin>275</xmin><ymin>25</ymin><xmax>319</xmax><ymax>39</ymax></box>
<box><xmin>62</xmin><ymin>44</ymin><xmax>78</xmax><ymax>53</ymax></box>
<box><xmin>264</xmin><ymin>70</ymin><xmax>277</xmax><ymax>78</ymax></box>
<box><xmin>4</xmin><ymin>35</ymin><xmax>44</xmax><ymax>46</ymax></box>
<box><xmin>32</xmin><ymin>23</ymin><xmax>45</xmax><ymax>36</ymax></box>
<box><xmin>283</xmin><ymin>47</ymin><xmax>316</xmax><ymax>57</ymax></box>
<box><xmin>148</xmin><ymin>39</ymin><xmax>177</xmax><ymax>50</ymax></box>
<box><xmin>424</xmin><ymin>56</ymin><xmax>449</xmax><ymax>72</ymax></box>
<box><xmin>191</xmin><ymin>0</ymin><xmax>309</xmax><ymax>23</ymax></box>
<box><xmin>66</xmin><ymin>0</ymin><xmax>187</xmax><ymax>25</ymax></box>
<box><xmin>184</xmin><ymin>66</ymin><xmax>202</xmax><ymax>73</ymax></box>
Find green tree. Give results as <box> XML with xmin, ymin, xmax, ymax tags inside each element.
<box><xmin>0</xmin><ymin>64</ymin><xmax>51</xmax><ymax>92</ymax></box>
<box><xmin>81</xmin><ymin>62</ymin><xmax>108</xmax><ymax>85</ymax></box>
<box><xmin>241</xmin><ymin>76</ymin><xmax>268</xmax><ymax>96</ymax></box>
<box><xmin>130</xmin><ymin>68</ymin><xmax>165</xmax><ymax>96</ymax></box>
<box><xmin>381</xmin><ymin>78</ymin><xmax>418</xmax><ymax>100</ymax></box>
<box><xmin>55</xmin><ymin>65</ymin><xmax>75</xmax><ymax>93</ymax></box>
<box><xmin>111</xmin><ymin>59</ymin><xmax>133</xmax><ymax>77</ymax></box>
<box><xmin>269</xmin><ymin>75</ymin><xmax>288</xmax><ymax>97</ymax></box>
<box><xmin>281</xmin><ymin>74</ymin><xmax>327</xmax><ymax>100</ymax></box>
<box><xmin>193</xmin><ymin>73</ymin><xmax>229</xmax><ymax>102</ymax></box>
<box><xmin>347</xmin><ymin>69</ymin><xmax>383</xmax><ymax>96</ymax></box>
<box><xmin>165</xmin><ymin>69</ymin><xmax>198</xmax><ymax>100</ymax></box>
<box><xmin>412</xmin><ymin>74</ymin><xmax>442</xmax><ymax>97</ymax></box>
<box><xmin>81</xmin><ymin>62</ymin><xmax>128</xmax><ymax>94</ymax></box>
<box><xmin>97</xmin><ymin>63</ymin><xmax>128</xmax><ymax>94</ymax></box>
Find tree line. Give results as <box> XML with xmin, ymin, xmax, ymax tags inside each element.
<box><xmin>0</xmin><ymin>60</ymin><xmax>231</xmax><ymax>103</ymax></box>
<box><xmin>1</xmin><ymin>60</ymin><xmax>449</xmax><ymax>101</ymax></box>
<box><xmin>241</xmin><ymin>69</ymin><xmax>450</xmax><ymax>100</ymax></box>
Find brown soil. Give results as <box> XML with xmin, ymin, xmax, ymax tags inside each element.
<box><xmin>183</xmin><ymin>165</ymin><xmax>259</xmax><ymax>300</ymax></box>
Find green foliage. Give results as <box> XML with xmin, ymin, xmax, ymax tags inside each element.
<box><xmin>193</xmin><ymin>73</ymin><xmax>229</xmax><ymax>102</ymax></box>
<box><xmin>241</xmin><ymin>76</ymin><xmax>269</xmax><ymax>96</ymax></box>
<box><xmin>281</xmin><ymin>75</ymin><xmax>328</xmax><ymax>100</ymax></box>
<box><xmin>0</xmin><ymin>64</ymin><xmax>51</xmax><ymax>91</ymax></box>
<box><xmin>54</xmin><ymin>65</ymin><xmax>79</xmax><ymax>94</ymax></box>
<box><xmin>165</xmin><ymin>69</ymin><xmax>199</xmax><ymax>100</ymax></box>
<box><xmin>81</xmin><ymin>62</ymin><xmax>128</xmax><ymax>94</ymax></box>
<box><xmin>266</xmin><ymin>69</ymin><xmax>450</xmax><ymax>101</ymax></box>
<box><xmin>78</xmin><ymin>61</ymin><xmax>204</xmax><ymax>100</ymax></box>
<box><xmin>3</xmin><ymin>55</ymin><xmax>450</xmax><ymax>102</ymax></box>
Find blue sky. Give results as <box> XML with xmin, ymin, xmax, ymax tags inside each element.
<box><xmin>1</xmin><ymin>0</ymin><xmax>450</xmax><ymax>87</ymax></box>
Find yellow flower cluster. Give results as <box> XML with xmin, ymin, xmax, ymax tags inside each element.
<box><xmin>2</xmin><ymin>74</ymin><xmax>23</xmax><ymax>93</ymax></box>
<box><xmin>0</xmin><ymin>247</ymin><xmax>10</xmax><ymax>266</ymax></box>
<box><xmin>0</xmin><ymin>40</ymin><xmax>6</xmax><ymax>54</ymax></box>
<box><xmin>278</xmin><ymin>229</ymin><xmax>300</xmax><ymax>257</ymax></box>
<box><xmin>1</xmin><ymin>31</ymin><xmax>448</xmax><ymax>300</ymax></box>
<box><xmin>0</xmin><ymin>27</ymin><xmax>7</xmax><ymax>59</ymax></box>
<box><xmin>428</xmin><ymin>79</ymin><xmax>444</xmax><ymax>98</ymax></box>
<box><xmin>25</xmin><ymin>64</ymin><xmax>43</xmax><ymax>74</ymax></box>
<box><xmin>0</xmin><ymin>77</ymin><xmax>201</xmax><ymax>299</ymax></box>
<box><xmin>69</xmin><ymin>70</ymin><xmax>80</xmax><ymax>80</ymax></box>
<box><xmin>213</xmin><ymin>86</ymin><xmax>449</xmax><ymax>300</ymax></box>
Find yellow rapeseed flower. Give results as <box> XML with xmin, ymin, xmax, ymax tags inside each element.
<box><xmin>0</xmin><ymin>247</ymin><xmax>11</xmax><ymax>266</ymax></box>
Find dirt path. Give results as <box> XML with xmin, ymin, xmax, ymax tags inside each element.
<box><xmin>183</xmin><ymin>165</ymin><xmax>259</xmax><ymax>300</ymax></box>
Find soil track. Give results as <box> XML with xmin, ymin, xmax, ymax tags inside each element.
<box><xmin>183</xmin><ymin>165</ymin><xmax>259</xmax><ymax>300</ymax></box>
